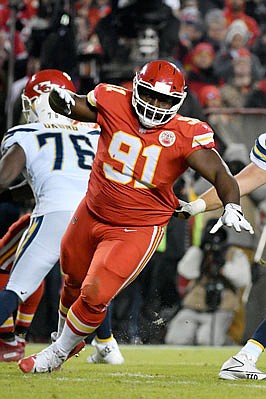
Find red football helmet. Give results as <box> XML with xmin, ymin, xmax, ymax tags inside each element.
<box><xmin>132</xmin><ymin>60</ymin><xmax>187</xmax><ymax>128</ymax></box>
<box><xmin>22</xmin><ymin>69</ymin><xmax>76</xmax><ymax>123</ymax></box>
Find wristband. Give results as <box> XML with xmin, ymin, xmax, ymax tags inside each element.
<box><xmin>189</xmin><ymin>198</ymin><xmax>207</xmax><ymax>215</ymax></box>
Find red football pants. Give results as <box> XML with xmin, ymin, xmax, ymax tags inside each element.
<box><xmin>60</xmin><ymin>198</ymin><xmax>165</xmax><ymax>335</ymax></box>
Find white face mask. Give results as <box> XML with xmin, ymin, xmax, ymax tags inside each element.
<box><xmin>132</xmin><ymin>77</ymin><xmax>187</xmax><ymax>128</ymax></box>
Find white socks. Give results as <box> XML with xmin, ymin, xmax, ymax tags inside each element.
<box><xmin>55</xmin><ymin>323</ymin><xmax>84</xmax><ymax>355</ymax></box>
<box><xmin>57</xmin><ymin>312</ymin><xmax>66</xmax><ymax>337</ymax></box>
<box><xmin>239</xmin><ymin>341</ymin><xmax>263</xmax><ymax>363</ymax></box>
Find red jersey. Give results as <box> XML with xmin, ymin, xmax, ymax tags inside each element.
<box><xmin>86</xmin><ymin>83</ymin><xmax>214</xmax><ymax>227</ymax></box>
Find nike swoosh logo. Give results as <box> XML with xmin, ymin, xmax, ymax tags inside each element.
<box><xmin>124</xmin><ymin>229</ymin><xmax>137</xmax><ymax>232</ymax></box>
<box><xmin>226</xmin><ymin>357</ymin><xmax>245</xmax><ymax>369</ymax></box>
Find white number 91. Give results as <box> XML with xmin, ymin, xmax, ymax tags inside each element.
<box><xmin>103</xmin><ymin>131</ymin><xmax>162</xmax><ymax>188</ymax></box>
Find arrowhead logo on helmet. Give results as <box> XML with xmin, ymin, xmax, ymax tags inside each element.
<box><xmin>32</xmin><ymin>81</ymin><xmax>63</xmax><ymax>95</ymax></box>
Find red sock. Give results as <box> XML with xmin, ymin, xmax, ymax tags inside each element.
<box><xmin>66</xmin><ymin>297</ymin><xmax>105</xmax><ymax>336</ymax></box>
<box><xmin>15</xmin><ymin>281</ymin><xmax>45</xmax><ymax>330</ymax></box>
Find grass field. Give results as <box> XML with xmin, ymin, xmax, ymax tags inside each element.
<box><xmin>2</xmin><ymin>344</ymin><xmax>266</xmax><ymax>399</ymax></box>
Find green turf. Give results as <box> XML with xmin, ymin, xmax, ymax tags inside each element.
<box><xmin>2</xmin><ymin>344</ymin><xmax>266</xmax><ymax>399</ymax></box>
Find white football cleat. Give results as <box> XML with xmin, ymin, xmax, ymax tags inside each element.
<box><xmin>87</xmin><ymin>336</ymin><xmax>124</xmax><ymax>365</ymax></box>
<box><xmin>18</xmin><ymin>342</ymin><xmax>67</xmax><ymax>373</ymax></box>
<box><xmin>219</xmin><ymin>353</ymin><xmax>266</xmax><ymax>380</ymax></box>
<box><xmin>18</xmin><ymin>340</ymin><xmax>85</xmax><ymax>373</ymax></box>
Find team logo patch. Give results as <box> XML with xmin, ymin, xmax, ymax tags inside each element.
<box><xmin>159</xmin><ymin>131</ymin><xmax>176</xmax><ymax>147</ymax></box>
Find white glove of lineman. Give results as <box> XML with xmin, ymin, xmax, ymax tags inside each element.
<box><xmin>174</xmin><ymin>200</ymin><xmax>254</xmax><ymax>235</ymax></box>
<box><xmin>50</xmin><ymin>87</ymin><xmax>75</xmax><ymax>115</ymax></box>
<box><xmin>210</xmin><ymin>203</ymin><xmax>254</xmax><ymax>235</ymax></box>
<box><xmin>174</xmin><ymin>199</ymin><xmax>206</xmax><ymax>219</ymax></box>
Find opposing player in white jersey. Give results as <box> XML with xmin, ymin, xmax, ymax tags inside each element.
<box><xmin>0</xmin><ymin>70</ymin><xmax>123</xmax><ymax>365</ymax></box>
<box><xmin>177</xmin><ymin>133</ymin><xmax>266</xmax><ymax>380</ymax></box>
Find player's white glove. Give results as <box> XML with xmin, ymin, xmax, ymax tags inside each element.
<box><xmin>174</xmin><ymin>198</ymin><xmax>206</xmax><ymax>219</ymax></box>
<box><xmin>49</xmin><ymin>87</ymin><xmax>75</xmax><ymax>115</ymax></box>
<box><xmin>210</xmin><ymin>203</ymin><xmax>254</xmax><ymax>235</ymax></box>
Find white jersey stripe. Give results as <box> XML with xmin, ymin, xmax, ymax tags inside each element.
<box><xmin>192</xmin><ymin>132</ymin><xmax>214</xmax><ymax>148</ymax></box>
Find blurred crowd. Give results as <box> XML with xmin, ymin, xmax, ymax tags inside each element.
<box><xmin>0</xmin><ymin>0</ymin><xmax>266</xmax><ymax>132</ymax></box>
<box><xmin>1</xmin><ymin>0</ymin><xmax>266</xmax><ymax>346</ymax></box>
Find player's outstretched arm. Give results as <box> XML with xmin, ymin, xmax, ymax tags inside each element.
<box><xmin>181</xmin><ymin>148</ymin><xmax>254</xmax><ymax>234</ymax></box>
<box><xmin>49</xmin><ymin>88</ymin><xmax>97</xmax><ymax>123</ymax></box>
<box><xmin>176</xmin><ymin>161</ymin><xmax>266</xmax><ymax>218</ymax></box>
<box><xmin>234</xmin><ymin>162</ymin><xmax>266</xmax><ymax>197</ymax></box>
<box><xmin>198</xmin><ymin>162</ymin><xmax>266</xmax><ymax>212</ymax></box>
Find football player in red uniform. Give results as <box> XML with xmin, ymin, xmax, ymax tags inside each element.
<box><xmin>19</xmin><ymin>60</ymin><xmax>253</xmax><ymax>373</ymax></box>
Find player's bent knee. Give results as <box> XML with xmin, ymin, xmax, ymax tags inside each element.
<box><xmin>80</xmin><ymin>283</ymin><xmax>107</xmax><ymax>312</ymax></box>
<box><xmin>63</xmin><ymin>285</ymin><xmax>81</xmax><ymax>304</ymax></box>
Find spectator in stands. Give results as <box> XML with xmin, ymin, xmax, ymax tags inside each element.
<box><xmin>185</xmin><ymin>42</ymin><xmax>219</xmax><ymax>99</ymax></box>
<box><xmin>213</xmin><ymin>19</ymin><xmax>263</xmax><ymax>84</ymax></box>
<box><xmin>214</xmin><ymin>20</ymin><xmax>248</xmax><ymax>82</ymax></box>
<box><xmin>222</xmin><ymin>0</ymin><xmax>260</xmax><ymax>46</ymax></box>
<box><xmin>204</xmin><ymin>8</ymin><xmax>227</xmax><ymax>52</ymax></box>
<box><xmin>197</xmin><ymin>84</ymin><xmax>231</xmax><ymax>154</ymax></box>
<box><xmin>219</xmin><ymin>48</ymin><xmax>264</xmax><ymax>108</ymax></box>
<box><xmin>198</xmin><ymin>84</ymin><xmax>222</xmax><ymax>109</ymax></box>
